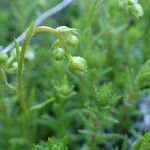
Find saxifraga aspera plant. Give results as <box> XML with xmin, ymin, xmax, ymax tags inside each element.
<box><xmin>0</xmin><ymin>0</ymin><xmax>146</xmax><ymax>148</ymax></box>
<box><xmin>0</xmin><ymin>23</ymin><xmax>87</xmax><ymax>125</ymax></box>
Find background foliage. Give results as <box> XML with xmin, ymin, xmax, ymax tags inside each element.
<box><xmin>0</xmin><ymin>0</ymin><xmax>149</xmax><ymax>149</ymax></box>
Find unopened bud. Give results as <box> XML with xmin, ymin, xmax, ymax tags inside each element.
<box><xmin>128</xmin><ymin>3</ymin><xmax>144</xmax><ymax>18</ymax></box>
<box><xmin>68</xmin><ymin>56</ymin><xmax>87</xmax><ymax>75</ymax></box>
<box><xmin>66</xmin><ymin>34</ymin><xmax>78</xmax><ymax>48</ymax></box>
<box><xmin>52</xmin><ymin>47</ymin><xmax>65</xmax><ymax>61</ymax></box>
<box><xmin>119</xmin><ymin>0</ymin><xmax>144</xmax><ymax>18</ymax></box>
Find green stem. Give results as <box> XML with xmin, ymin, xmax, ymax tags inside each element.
<box><xmin>35</xmin><ymin>26</ymin><xmax>59</xmax><ymax>35</ymax></box>
<box><xmin>17</xmin><ymin>25</ymin><xmax>60</xmax><ymax>122</ymax></box>
<box><xmin>17</xmin><ymin>31</ymin><xmax>33</xmax><ymax>122</ymax></box>
<box><xmin>36</xmin><ymin>26</ymin><xmax>72</xmax><ymax>60</ymax></box>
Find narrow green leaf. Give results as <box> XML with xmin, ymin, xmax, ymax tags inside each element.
<box><xmin>29</xmin><ymin>98</ymin><xmax>54</xmax><ymax>112</ymax></box>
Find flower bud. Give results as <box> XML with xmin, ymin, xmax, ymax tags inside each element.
<box><xmin>119</xmin><ymin>0</ymin><xmax>127</xmax><ymax>10</ymax></box>
<box><xmin>0</xmin><ymin>53</ymin><xmax>8</xmax><ymax>67</ymax></box>
<box><xmin>68</xmin><ymin>56</ymin><xmax>87</xmax><ymax>75</ymax></box>
<box><xmin>128</xmin><ymin>3</ymin><xmax>144</xmax><ymax>18</ymax></box>
<box><xmin>52</xmin><ymin>47</ymin><xmax>65</xmax><ymax>61</ymax></box>
<box><xmin>119</xmin><ymin>0</ymin><xmax>144</xmax><ymax>18</ymax></box>
<box><xmin>66</xmin><ymin>34</ymin><xmax>78</xmax><ymax>48</ymax></box>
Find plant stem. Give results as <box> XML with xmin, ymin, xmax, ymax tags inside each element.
<box><xmin>35</xmin><ymin>26</ymin><xmax>72</xmax><ymax>60</ymax></box>
<box><xmin>17</xmin><ymin>31</ymin><xmax>33</xmax><ymax>122</ymax></box>
<box><xmin>17</xmin><ymin>25</ymin><xmax>60</xmax><ymax>122</ymax></box>
<box><xmin>35</xmin><ymin>26</ymin><xmax>59</xmax><ymax>35</ymax></box>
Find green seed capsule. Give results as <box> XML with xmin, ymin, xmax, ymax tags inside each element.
<box><xmin>52</xmin><ymin>47</ymin><xmax>65</xmax><ymax>61</ymax></box>
<box><xmin>66</xmin><ymin>35</ymin><xmax>78</xmax><ymax>48</ymax></box>
<box><xmin>68</xmin><ymin>56</ymin><xmax>87</xmax><ymax>75</ymax></box>
<box><xmin>119</xmin><ymin>0</ymin><xmax>144</xmax><ymax>19</ymax></box>
<box><xmin>128</xmin><ymin>3</ymin><xmax>144</xmax><ymax>18</ymax></box>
